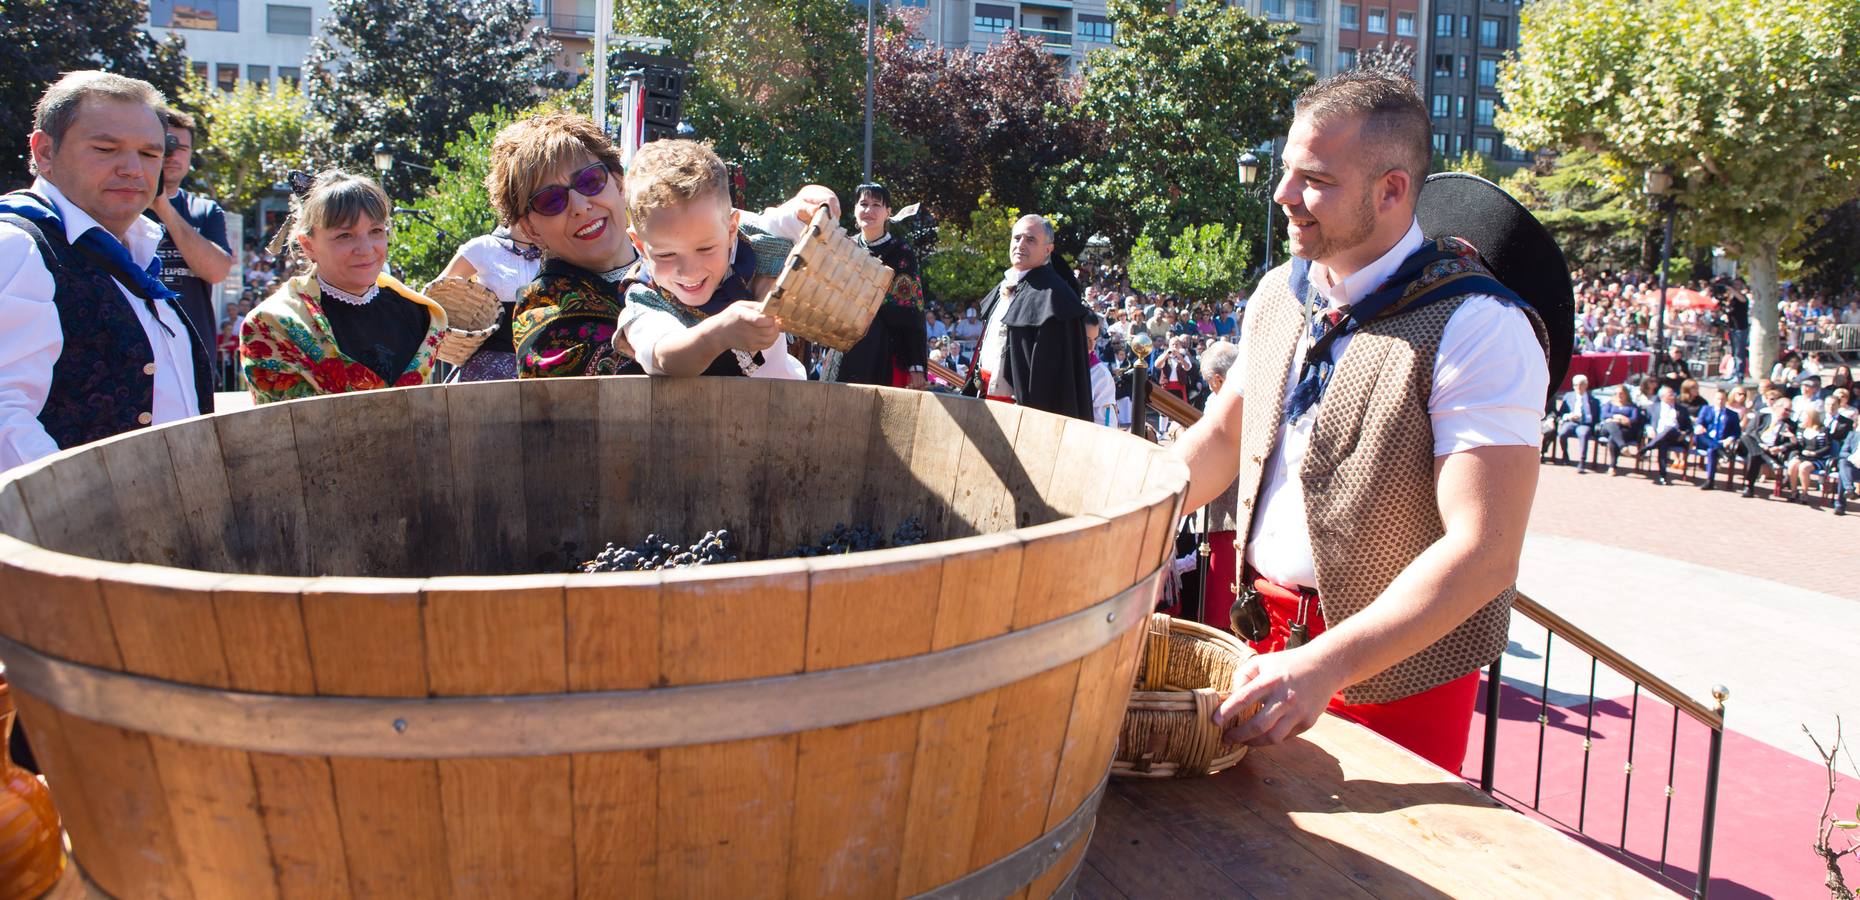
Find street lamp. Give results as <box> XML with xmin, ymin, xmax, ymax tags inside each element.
<box><xmin>1644</xmin><ymin>164</ymin><xmax>1678</xmax><ymax>357</ymax></box>
<box><xmin>1238</xmin><ymin>148</ymin><xmax>1275</xmax><ymax>272</ymax></box>
<box><xmin>372</xmin><ymin>142</ymin><xmax>434</xmax><ymax>176</ymax></box>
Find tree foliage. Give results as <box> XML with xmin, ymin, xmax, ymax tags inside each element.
<box><xmin>921</xmin><ymin>193</ymin><xmax>1019</xmax><ymax>311</ymax></box>
<box><xmin>1790</xmin><ymin>200</ymin><xmax>1860</xmax><ymax>294</ymax></box>
<box><xmin>1127</xmin><ymin>222</ymin><xmax>1253</xmax><ymax>304</ymax></box>
<box><xmin>0</xmin><ymin>0</ymin><xmax>192</xmax><ymax>188</ymax></box>
<box><xmin>386</xmin><ymin>109</ymin><xmax>515</xmax><ymax>287</ymax></box>
<box><xmin>1499</xmin><ymin>0</ymin><xmax>1860</xmax><ymax>373</ymax></box>
<box><xmin>305</xmin><ymin>0</ymin><xmax>557</xmax><ymax>198</ymax></box>
<box><xmin>871</xmin><ymin>26</ymin><xmax>1096</xmax><ymax>235</ymax></box>
<box><xmin>182</xmin><ymin>80</ymin><xmax>330</xmax><ymax>214</ymax></box>
<box><xmin>616</xmin><ymin>0</ymin><xmax>872</xmax><ymax>211</ymax></box>
<box><xmin>1057</xmin><ymin>0</ymin><xmax>1310</xmax><ymax>249</ymax></box>
<box><xmin>1498</xmin><ymin>148</ymin><xmax>1651</xmax><ymax>272</ymax></box>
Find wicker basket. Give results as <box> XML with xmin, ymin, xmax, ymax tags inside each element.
<box><xmin>425</xmin><ymin>276</ymin><xmax>503</xmax><ymax>366</ymax></box>
<box><xmin>1113</xmin><ymin>613</ymin><xmax>1258</xmax><ymax>779</ymax></box>
<box><xmin>762</xmin><ymin>207</ymin><xmax>894</xmax><ymax>352</ymax></box>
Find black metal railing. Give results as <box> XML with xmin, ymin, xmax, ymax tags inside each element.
<box><xmin>1476</xmin><ymin>595</ymin><xmax>1728</xmax><ymax>899</ymax></box>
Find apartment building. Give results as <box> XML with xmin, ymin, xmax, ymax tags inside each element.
<box><xmin>145</xmin><ymin>0</ymin><xmax>330</xmax><ymax>88</ymax></box>
<box><xmin>896</xmin><ymin>0</ymin><xmax>1116</xmax><ymax>71</ymax></box>
<box><xmin>1422</xmin><ymin>0</ymin><xmax>1529</xmax><ymax>165</ymax></box>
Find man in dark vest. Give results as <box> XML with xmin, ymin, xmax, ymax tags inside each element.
<box><xmin>0</xmin><ymin>71</ymin><xmax>213</xmax><ymax>473</ymax></box>
<box><xmin>969</xmin><ymin>214</ymin><xmax>1091</xmax><ymax>420</ymax></box>
<box><xmin>1173</xmin><ymin>70</ymin><xmax>1549</xmax><ymax>770</ymax></box>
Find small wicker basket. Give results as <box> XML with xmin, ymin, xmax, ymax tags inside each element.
<box><xmin>1113</xmin><ymin>613</ymin><xmax>1259</xmax><ymax>779</ymax></box>
<box><xmin>762</xmin><ymin>207</ymin><xmax>894</xmax><ymax>352</ymax></box>
<box><xmin>425</xmin><ymin>276</ymin><xmax>503</xmax><ymax>366</ymax></box>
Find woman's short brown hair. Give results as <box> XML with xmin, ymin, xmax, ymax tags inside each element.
<box><xmin>485</xmin><ymin>113</ymin><xmax>625</xmax><ymax>226</ymax></box>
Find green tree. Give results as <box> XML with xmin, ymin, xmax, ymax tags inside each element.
<box><xmin>1497</xmin><ymin>148</ymin><xmax>1651</xmax><ymax>272</ymax></box>
<box><xmin>921</xmin><ymin>194</ymin><xmax>1019</xmax><ymax>311</ymax></box>
<box><xmin>386</xmin><ymin>110</ymin><xmax>514</xmax><ymax>287</ymax></box>
<box><xmin>1438</xmin><ymin>150</ymin><xmax>1498</xmax><ymax>182</ymax></box>
<box><xmin>182</xmin><ymin>79</ymin><xmax>330</xmax><ymax>214</ymax></box>
<box><xmin>616</xmin><ymin>0</ymin><xmax>872</xmax><ymax>211</ymax></box>
<box><xmin>1058</xmin><ymin>0</ymin><xmax>1311</xmax><ymax>251</ymax></box>
<box><xmin>1</xmin><ymin>0</ymin><xmax>192</xmax><ymax>188</ymax></box>
<box><xmin>305</xmin><ymin>0</ymin><xmax>558</xmax><ymax>198</ymax></box>
<box><xmin>1127</xmin><ymin>223</ymin><xmax>1254</xmax><ymax>305</ymax></box>
<box><xmin>1499</xmin><ymin>0</ymin><xmax>1860</xmax><ymax>376</ymax></box>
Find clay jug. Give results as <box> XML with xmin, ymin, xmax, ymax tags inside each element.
<box><xmin>0</xmin><ymin>672</ymin><xmax>63</xmax><ymax>899</ymax></box>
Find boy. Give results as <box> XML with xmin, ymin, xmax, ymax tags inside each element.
<box><xmin>615</xmin><ymin>140</ymin><xmax>806</xmax><ymax>379</ymax></box>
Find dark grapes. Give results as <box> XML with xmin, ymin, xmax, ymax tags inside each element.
<box><xmin>578</xmin><ymin>516</ymin><xmax>929</xmax><ymax>572</ymax></box>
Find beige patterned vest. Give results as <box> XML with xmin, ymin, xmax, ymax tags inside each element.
<box><xmin>1232</xmin><ymin>261</ymin><xmax>1546</xmax><ymax>705</ymax></box>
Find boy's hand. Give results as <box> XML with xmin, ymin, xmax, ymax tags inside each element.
<box><xmin>710</xmin><ymin>301</ymin><xmax>781</xmax><ymax>352</ymax></box>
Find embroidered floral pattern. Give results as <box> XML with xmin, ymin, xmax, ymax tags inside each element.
<box><xmin>512</xmin><ymin>264</ymin><xmax>631</xmax><ymax>378</ymax></box>
<box><xmin>239</xmin><ymin>273</ymin><xmax>446</xmax><ymax>403</ymax></box>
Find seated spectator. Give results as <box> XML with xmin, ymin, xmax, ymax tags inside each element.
<box><xmin>1676</xmin><ymin>378</ymin><xmax>1706</xmax><ymax>419</ymax></box>
<box><xmin>1787</xmin><ymin>408</ymin><xmax>1835</xmax><ymax>505</ymax></box>
<box><xmin>1553</xmin><ymin>374</ymin><xmax>1603</xmax><ymax>471</ymax></box>
<box><xmin>1740</xmin><ymin>394</ymin><xmax>1800</xmax><ymax>499</ymax></box>
<box><xmin>1644</xmin><ymin>385</ymin><xmax>1692</xmax><ymax>485</ymax></box>
<box><xmin>1837</xmin><ymin>415</ymin><xmax>1859</xmax><ymax>516</ymax></box>
<box><xmin>1694</xmin><ymin>384</ymin><xmax>1741</xmax><ymax>490</ymax></box>
<box><xmin>1598</xmin><ymin>384</ymin><xmax>1644</xmax><ymax>476</ymax></box>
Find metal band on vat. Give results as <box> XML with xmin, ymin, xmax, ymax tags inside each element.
<box><xmin>0</xmin><ymin>568</ymin><xmax>1162</xmax><ymax>759</ymax></box>
<box><xmin>910</xmin><ymin>775</ymin><xmax>1107</xmax><ymax>900</ymax></box>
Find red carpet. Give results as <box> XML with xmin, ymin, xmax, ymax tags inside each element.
<box><xmin>1460</xmin><ymin>677</ymin><xmax>1860</xmax><ymax>898</ymax></box>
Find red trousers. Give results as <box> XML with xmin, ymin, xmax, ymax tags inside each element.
<box><xmin>1243</xmin><ymin>573</ymin><xmax>1480</xmax><ymax>772</ymax></box>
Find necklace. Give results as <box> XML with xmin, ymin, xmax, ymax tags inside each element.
<box><xmin>318</xmin><ymin>275</ymin><xmax>379</xmax><ymax>306</ymax></box>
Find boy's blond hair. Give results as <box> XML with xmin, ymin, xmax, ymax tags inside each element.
<box><xmin>625</xmin><ymin>139</ymin><xmax>730</xmax><ymax>230</ymax></box>
<box><xmin>485</xmin><ymin>113</ymin><xmax>624</xmax><ymax>226</ymax></box>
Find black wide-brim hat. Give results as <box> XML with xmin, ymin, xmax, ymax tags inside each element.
<box><xmin>1416</xmin><ymin>172</ymin><xmax>1575</xmax><ymax>398</ymax></box>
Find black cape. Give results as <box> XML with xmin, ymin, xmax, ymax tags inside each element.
<box><xmin>977</xmin><ymin>262</ymin><xmax>1092</xmax><ymax>421</ymax></box>
<box><xmin>824</xmin><ymin>234</ymin><xmax>928</xmax><ymax>386</ymax></box>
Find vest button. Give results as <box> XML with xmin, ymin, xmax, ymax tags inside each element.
<box><xmin>143</xmin><ymin>362</ymin><xmax>157</xmax><ymax>376</ymax></box>
<box><xmin>136</xmin><ymin>412</ymin><xmax>152</xmax><ymax>425</ymax></box>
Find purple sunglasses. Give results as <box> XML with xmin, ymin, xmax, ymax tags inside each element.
<box><xmin>527</xmin><ymin>162</ymin><xmax>610</xmax><ymax>217</ymax></box>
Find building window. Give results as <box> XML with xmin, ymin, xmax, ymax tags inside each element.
<box><xmin>1457</xmin><ymin>95</ymin><xmax>1468</xmax><ymax>119</ymax></box>
<box><xmin>1078</xmin><ymin>14</ymin><xmax>1114</xmax><ymax>42</ymax></box>
<box><xmin>1367</xmin><ymin>8</ymin><xmax>1387</xmax><ymax>33</ymax></box>
<box><xmin>1453</xmin><ymin>133</ymin><xmax>1464</xmax><ymax>154</ymax></box>
<box><xmin>1476</xmin><ymin>135</ymin><xmax>1496</xmax><ymax>156</ymax></box>
<box><xmin>1396</xmin><ymin>12</ymin><xmax>1415</xmax><ymax>36</ymax></box>
<box><xmin>1432</xmin><ymin>54</ymin><xmax>1451</xmax><ymax>78</ymax></box>
<box><xmin>1337</xmin><ymin>48</ymin><xmax>1357</xmax><ymax>70</ymax></box>
<box><xmin>1340</xmin><ymin>4</ymin><xmax>1359</xmax><ymax>29</ymax></box>
<box><xmin>1476</xmin><ymin>98</ymin><xmax>1496</xmax><ymax>125</ymax></box>
<box><xmin>1480</xmin><ymin>17</ymin><xmax>1502</xmax><ymax>47</ymax></box>
<box><xmin>1460</xmin><ymin>15</ymin><xmax>1471</xmax><ymax>38</ymax></box>
<box><xmin>1263</xmin><ymin>0</ymin><xmax>1287</xmax><ymax>19</ymax></box>
<box><xmin>1434</xmin><ymin>13</ymin><xmax>1453</xmax><ymax>36</ymax></box>
<box><xmin>974</xmin><ymin>3</ymin><xmax>1013</xmax><ymax>33</ymax></box>
<box><xmin>278</xmin><ymin>66</ymin><xmax>302</xmax><ymax>87</ymax></box>
<box><xmin>151</xmin><ymin>0</ymin><xmax>238</xmax><ymax>31</ymax></box>
<box><xmin>1433</xmin><ymin>133</ymin><xmax>1447</xmax><ymax>153</ymax></box>
<box><xmin>1458</xmin><ymin>55</ymin><xmax>1470</xmax><ymax>78</ymax></box>
<box><xmin>1296</xmin><ymin>0</ymin><xmax>1321</xmax><ymax>23</ymax></box>
<box><xmin>267</xmin><ymin>4</ymin><xmax>312</xmax><ymax>35</ymax></box>
<box><xmin>1294</xmin><ymin>42</ymin><xmax>1316</xmax><ymax>67</ymax></box>
<box><xmin>247</xmin><ymin>64</ymin><xmax>271</xmax><ymax>83</ymax></box>
<box><xmin>215</xmin><ymin>63</ymin><xmax>238</xmax><ymax>92</ymax></box>
<box><xmin>1478</xmin><ymin>57</ymin><xmax>1498</xmax><ymax>89</ymax></box>
<box><xmin>1432</xmin><ymin>94</ymin><xmax>1450</xmax><ymax>117</ymax></box>
<box><xmin>191</xmin><ymin>61</ymin><xmax>208</xmax><ymax>84</ymax></box>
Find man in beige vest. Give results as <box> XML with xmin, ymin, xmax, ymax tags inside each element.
<box><xmin>1174</xmin><ymin>70</ymin><xmax>1548</xmax><ymax>770</ymax></box>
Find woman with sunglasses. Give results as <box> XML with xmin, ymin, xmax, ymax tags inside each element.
<box><xmin>239</xmin><ymin>170</ymin><xmax>447</xmax><ymax>402</ymax></box>
<box><xmin>486</xmin><ymin>113</ymin><xmax>643</xmax><ymax>379</ymax></box>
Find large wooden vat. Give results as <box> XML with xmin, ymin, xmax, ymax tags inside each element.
<box><xmin>0</xmin><ymin>378</ymin><xmax>1186</xmax><ymax>899</ymax></box>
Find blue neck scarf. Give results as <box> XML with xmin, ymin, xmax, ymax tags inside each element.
<box><xmin>1282</xmin><ymin>237</ymin><xmax>1522</xmax><ymax>424</ymax></box>
<box><xmin>0</xmin><ymin>191</ymin><xmax>181</xmax><ymax>334</ymax></box>
<box><xmin>627</xmin><ymin>233</ymin><xmax>761</xmax><ymax>323</ymax></box>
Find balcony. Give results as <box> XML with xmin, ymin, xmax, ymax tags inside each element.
<box><xmin>1021</xmin><ymin>26</ymin><xmax>1073</xmax><ymax>47</ymax></box>
<box><xmin>535</xmin><ymin>0</ymin><xmax>595</xmax><ymax>35</ymax></box>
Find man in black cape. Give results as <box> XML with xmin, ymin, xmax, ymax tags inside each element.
<box><xmin>968</xmin><ymin>214</ymin><xmax>1092</xmax><ymax>420</ymax></box>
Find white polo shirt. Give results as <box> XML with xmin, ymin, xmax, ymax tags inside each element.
<box><xmin>1226</xmin><ymin>220</ymin><xmax>1548</xmax><ymax>587</ymax></box>
<box><xmin>0</xmin><ymin>178</ymin><xmax>199</xmax><ymax>472</ymax></box>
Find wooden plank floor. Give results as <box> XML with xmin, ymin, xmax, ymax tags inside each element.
<box><xmin>1078</xmin><ymin>714</ymin><xmax>1673</xmax><ymax>899</ymax></box>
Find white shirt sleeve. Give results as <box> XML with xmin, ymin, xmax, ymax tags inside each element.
<box><xmin>615</xmin><ymin>304</ymin><xmax>687</xmax><ymax>376</ymax></box>
<box><xmin>1429</xmin><ymin>295</ymin><xmax>1551</xmax><ymax>456</ymax></box>
<box><xmin>0</xmin><ymin>223</ymin><xmax>64</xmax><ymax>472</ymax></box>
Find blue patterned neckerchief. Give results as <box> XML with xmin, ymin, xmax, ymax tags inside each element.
<box><xmin>1282</xmin><ymin>237</ymin><xmax>1522</xmax><ymax>424</ymax></box>
<box><xmin>0</xmin><ymin>190</ymin><xmax>182</xmax><ymax>335</ymax></box>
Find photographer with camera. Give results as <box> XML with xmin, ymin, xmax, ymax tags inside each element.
<box><xmin>143</xmin><ymin>108</ymin><xmax>232</xmax><ymax>344</ymax></box>
<box><xmin>0</xmin><ymin>71</ymin><xmax>214</xmax><ymax>472</ymax></box>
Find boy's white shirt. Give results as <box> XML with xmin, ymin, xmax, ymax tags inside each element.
<box><xmin>615</xmin><ymin>207</ymin><xmax>805</xmax><ymax>380</ymax></box>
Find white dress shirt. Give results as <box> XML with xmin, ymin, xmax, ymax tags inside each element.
<box><xmin>977</xmin><ymin>268</ymin><xmax>1027</xmax><ymax>398</ymax></box>
<box><xmin>1225</xmin><ymin>220</ymin><xmax>1548</xmax><ymax>587</ymax></box>
<box><xmin>0</xmin><ymin>179</ymin><xmax>199</xmax><ymax>472</ymax></box>
<box><xmin>1653</xmin><ymin>401</ymin><xmax>1680</xmax><ymax>435</ymax></box>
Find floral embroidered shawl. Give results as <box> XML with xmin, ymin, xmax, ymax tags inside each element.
<box><xmin>240</xmin><ymin>272</ymin><xmax>447</xmax><ymax>403</ymax></box>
